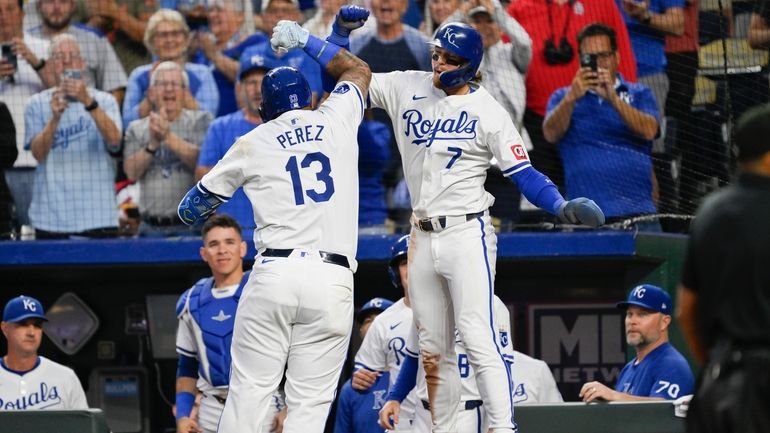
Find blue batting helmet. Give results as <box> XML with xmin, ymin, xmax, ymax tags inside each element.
<box><xmin>258</xmin><ymin>67</ymin><xmax>312</xmax><ymax>122</ymax></box>
<box><xmin>428</xmin><ymin>22</ymin><xmax>483</xmax><ymax>88</ymax></box>
<box><xmin>388</xmin><ymin>235</ymin><xmax>410</xmax><ymax>289</ymax></box>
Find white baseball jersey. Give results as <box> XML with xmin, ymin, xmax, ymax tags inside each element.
<box><xmin>215</xmin><ymin>80</ymin><xmax>364</xmax><ymax>433</ymax></box>
<box><xmin>509</xmin><ymin>351</ymin><xmax>563</xmax><ymax>405</ymax></box>
<box><xmin>200</xmin><ymin>81</ymin><xmax>365</xmax><ymax>269</ymax></box>
<box><xmin>354</xmin><ymin>298</ymin><xmax>419</xmax><ymax>426</ymax></box>
<box><xmin>368</xmin><ymin>71</ymin><xmax>532</xmax><ymax>219</ymax></box>
<box><xmin>0</xmin><ymin>356</ymin><xmax>87</xmax><ymax>410</ymax></box>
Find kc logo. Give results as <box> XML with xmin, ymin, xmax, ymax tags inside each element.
<box><xmin>442</xmin><ymin>27</ymin><xmax>460</xmax><ymax>48</ymax></box>
<box><xmin>633</xmin><ymin>287</ymin><xmax>646</xmax><ymax>299</ymax></box>
<box><xmin>510</xmin><ymin>143</ymin><xmax>527</xmax><ymax>161</ymax></box>
<box><xmin>22</xmin><ymin>299</ymin><xmax>37</xmax><ymax>312</ymax></box>
<box><xmin>370</xmin><ymin>298</ymin><xmax>383</xmax><ymax>308</ymax></box>
<box><xmin>289</xmin><ymin>94</ymin><xmax>299</xmax><ymax>105</ymax></box>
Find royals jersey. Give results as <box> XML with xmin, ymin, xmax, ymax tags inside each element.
<box><xmin>368</xmin><ymin>71</ymin><xmax>532</xmax><ymax>219</ymax></box>
<box><xmin>354</xmin><ymin>298</ymin><xmax>419</xmax><ymax>421</ymax></box>
<box><xmin>200</xmin><ymin>81</ymin><xmax>365</xmax><ymax>267</ymax></box>
<box><xmin>176</xmin><ymin>273</ymin><xmax>249</xmax><ymax>398</ymax></box>
<box><xmin>615</xmin><ymin>342</ymin><xmax>694</xmax><ymax>400</ymax></box>
<box><xmin>509</xmin><ymin>351</ymin><xmax>563</xmax><ymax>404</ymax></box>
<box><xmin>0</xmin><ymin>356</ymin><xmax>88</xmax><ymax>410</ymax></box>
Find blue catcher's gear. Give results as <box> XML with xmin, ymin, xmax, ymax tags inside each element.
<box><xmin>428</xmin><ymin>22</ymin><xmax>483</xmax><ymax>88</ymax></box>
<box><xmin>259</xmin><ymin>66</ymin><xmax>312</xmax><ymax>122</ymax></box>
<box><xmin>388</xmin><ymin>235</ymin><xmax>410</xmax><ymax>289</ymax></box>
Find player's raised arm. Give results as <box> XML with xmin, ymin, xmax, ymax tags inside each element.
<box><xmin>270</xmin><ymin>19</ymin><xmax>371</xmax><ymax>98</ymax></box>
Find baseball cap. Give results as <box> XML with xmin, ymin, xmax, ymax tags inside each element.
<box><xmin>356</xmin><ymin>297</ymin><xmax>394</xmax><ymax>323</ymax></box>
<box><xmin>238</xmin><ymin>53</ymin><xmax>277</xmax><ymax>81</ymax></box>
<box><xmin>467</xmin><ymin>5</ymin><xmax>492</xmax><ymax>19</ymax></box>
<box><xmin>617</xmin><ymin>284</ymin><xmax>672</xmax><ymax>315</ymax></box>
<box><xmin>2</xmin><ymin>295</ymin><xmax>48</xmax><ymax>323</ymax></box>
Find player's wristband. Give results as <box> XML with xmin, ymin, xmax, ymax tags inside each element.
<box><xmin>328</xmin><ymin>22</ymin><xmax>351</xmax><ymax>47</ymax></box>
<box><xmin>303</xmin><ymin>34</ymin><xmax>341</xmax><ymax>68</ymax></box>
<box><xmin>175</xmin><ymin>391</ymin><xmax>196</xmax><ymax>420</ymax></box>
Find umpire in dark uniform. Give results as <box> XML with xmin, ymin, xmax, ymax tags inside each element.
<box><xmin>676</xmin><ymin>103</ymin><xmax>770</xmax><ymax>433</ymax></box>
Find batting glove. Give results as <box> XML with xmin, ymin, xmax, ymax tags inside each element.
<box><xmin>557</xmin><ymin>197</ymin><xmax>605</xmax><ymax>227</ymax></box>
<box><xmin>271</xmin><ymin>20</ymin><xmax>309</xmax><ymax>53</ymax></box>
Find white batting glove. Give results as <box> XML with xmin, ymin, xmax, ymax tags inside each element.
<box><xmin>270</xmin><ymin>20</ymin><xmax>310</xmax><ymax>53</ymax></box>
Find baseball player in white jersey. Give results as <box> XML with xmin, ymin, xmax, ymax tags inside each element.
<box><xmin>293</xmin><ymin>12</ymin><xmax>605</xmax><ymax>433</ymax></box>
<box><xmin>353</xmin><ymin>235</ymin><xmax>419</xmax><ymax>431</ymax></box>
<box><xmin>380</xmin><ymin>297</ymin><xmax>563</xmax><ymax>433</ymax></box>
<box><xmin>177</xmin><ymin>15</ymin><xmax>371</xmax><ymax>433</ymax></box>
<box><xmin>175</xmin><ymin>214</ymin><xmax>284</xmax><ymax>433</ymax></box>
<box><xmin>0</xmin><ymin>295</ymin><xmax>88</xmax><ymax>411</ymax></box>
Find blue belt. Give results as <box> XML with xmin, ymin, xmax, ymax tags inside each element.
<box><xmin>421</xmin><ymin>399</ymin><xmax>483</xmax><ymax>411</ymax></box>
<box><xmin>262</xmin><ymin>248</ymin><xmax>350</xmax><ymax>269</ymax></box>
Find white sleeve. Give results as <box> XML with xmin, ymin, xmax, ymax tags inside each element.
<box><xmin>354</xmin><ymin>317</ymin><xmax>389</xmax><ymax>372</ymax></box>
<box><xmin>367</xmin><ymin>72</ymin><xmax>403</xmax><ymax>112</ymax></box>
<box><xmin>199</xmin><ymin>135</ymin><xmax>250</xmax><ymax>199</ymax></box>
<box><xmin>536</xmin><ymin>360</ymin><xmax>563</xmax><ymax>403</ymax></box>
<box><xmin>319</xmin><ymin>81</ymin><xmax>365</xmax><ymax>132</ymax></box>
<box><xmin>176</xmin><ymin>312</ymin><xmax>198</xmax><ymax>358</ymax></box>
<box><xmin>67</xmin><ymin>369</ymin><xmax>89</xmax><ymax>409</ymax></box>
<box><xmin>487</xmin><ymin>109</ymin><xmax>532</xmax><ymax>177</ymax></box>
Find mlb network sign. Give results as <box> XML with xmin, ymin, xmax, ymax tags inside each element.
<box><xmin>528</xmin><ymin>304</ymin><xmax>627</xmax><ymax>400</ymax></box>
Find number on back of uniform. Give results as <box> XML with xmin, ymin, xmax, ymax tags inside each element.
<box><xmin>285</xmin><ymin>152</ymin><xmax>335</xmax><ymax>205</ymax></box>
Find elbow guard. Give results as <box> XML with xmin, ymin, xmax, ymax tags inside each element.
<box><xmin>177</xmin><ymin>182</ymin><xmax>228</xmax><ymax>226</ymax></box>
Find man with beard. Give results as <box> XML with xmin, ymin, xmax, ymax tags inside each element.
<box><xmin>27</xmin><ymin>0</ymin><xmax>127</xmax><ymax>104</ymax></box>
<box><xmin>580</xmin><ymin>284</ymin><xmax>694</xmax><ymax>402</ymax></box>
<box><xmin>194</xmin><ymin>54</ymin><xmax>276</xmax><ymax>229</ymax></box>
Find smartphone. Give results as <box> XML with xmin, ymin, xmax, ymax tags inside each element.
<box><xmin>580</xmin><ymin>53</ymin><xmax>598</xmax><ymax>72</ymax></box>
<box><xmin>63</xmin><ymin>69</ymin><xmax>82</xmax><ymax>101</ymax></box>
<box><xmin>1</xmin><ymin>43</ymin><xmax>17</xmax><ymax>70</ymax></box>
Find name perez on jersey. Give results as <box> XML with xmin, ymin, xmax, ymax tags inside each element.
<box><xmin>0</xmin><ymin>382</ymin><xmax>62</xmax><ymax>410</ymax></box>
<box><xmin>275</xmin><ymin>124</ymin><xmax>326</xmax><ymax>149</ymax></box>
<box><xmin>402</xmin><ymin>109</ymin><xmax>478</xmax><ymax>147</ymax></box>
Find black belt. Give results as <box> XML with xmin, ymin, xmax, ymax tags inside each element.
<box><xmin>262</xmin><ymin>248</ymin><xmax>350</xmax><ymax>269</ymax></box>
<box><xmin>213</xmin><ymin>395</ymin><xmax>226</xmax><ymax>405</ymax></box>
<box><xmin>417</xmin><ymin>211</ymin><xmax>485</xmax><ymax>232</ymax></box>
<box><xmin>421</xmin><ymin>399</ymin><xmax>482</xmax><ymax>411</ymax></box>
<box><xmin>143</xmin><ymin>215</ymin><xmax>181</xmax><ymax>227</ymax></box>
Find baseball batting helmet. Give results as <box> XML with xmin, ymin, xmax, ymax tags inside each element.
<box><xmin>258</xmin><ymin>66</ymin><xmax>312</xmax><ymax>122</ymax></box>
<box><xmin>388</xmin><ymin>235</ymin><xmax>410</xmax><ymax>289</ymax></box>
<box><xmin>428</xmin><ymin>22</ymin><xmax>483</xmax><ymax>88</ymax></box>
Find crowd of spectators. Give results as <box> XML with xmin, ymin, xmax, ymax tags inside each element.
<box><xmin>0</xmin><ymin>0</ymin><xmax>765</xmax><ymax>239</ymax></box>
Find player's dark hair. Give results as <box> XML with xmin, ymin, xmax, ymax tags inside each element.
<box><xmin>201</xmin><ymin>214</ymin><xmax>243</xmax><ymax>240</ymax></box>
<box><xmin>735</xmin><ymin>103</ymin><xmax>770</xmax><ymax>162</ymax></box>
<box><xmin>577</xmin><ymin>23</ymin><xmax>617</xmax><ymax>52</ymax></box>
<box><xmin>17</xmin><ymin>0</ymin><xmax>23</xmax><ymax>9</ymax></box>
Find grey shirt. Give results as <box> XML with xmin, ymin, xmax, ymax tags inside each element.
<box><xmin>28</xmin><ymin>25</ymin><xmax>128</xmax><ymax>93</ymax></box>
<box><xmin>124</xmin><ymin>109</ymin><xmax>213</xmax><ymax>218</ymax></box>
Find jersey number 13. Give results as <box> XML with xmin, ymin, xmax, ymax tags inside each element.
<box><xmin>285</xmin><ymin>152</ymin><xmax>335</xmax><ymax>205</ymax></box>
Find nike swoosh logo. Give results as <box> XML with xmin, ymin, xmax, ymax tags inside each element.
<box><xmin>261</xmin><ymin>258</ymin><xmax>275</xmax><ymax>264</ymax></box>
<box><xmin>390</xmin><ymin>322</ymin><xmax>401</xmax><ymax>330</ymax></box>
<box><xmin>412</xmin><ymin>95</ymin><xmax>427</xmax><ymax>101</ymax></box>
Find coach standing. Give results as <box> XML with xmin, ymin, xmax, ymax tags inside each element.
<box><xmin>677</xmin><ymin>104</ymin><xmax>770</xmax><ymax>433</ymax></box>
<box><xmin>0</xmin><ymin>295</ymin><xmax>88</xmax><ymax>410</ymax></box>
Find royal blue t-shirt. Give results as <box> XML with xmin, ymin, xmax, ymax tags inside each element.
<box><xmin>617</xmin><ymin>0</ymin><xmax>685</xmax><ymax>76</ymax></box>
<box><xmin>192</xmin><ymin>32</ymin><xmax>267</xmax><ymax>117</ymax></box>
<box><xmin>615</xmin><ymin>342</ymin><xmax>694</xmax><ymax>399</ymax></box>
<box><xmin>239</xmin><ymin>42</ymin><xmax>323</xmax><ymax>98</ymax></box>
<box><xmin>546</xmin><ymin>76</ymin><xmax>660</xmax><ymax>218</ymax></box>
<box><xmin>198</xmin><ymin>110</ymin><xmax>259</xmax><ymax>228</ymax></box>
<box><xmin>333</xmin><ymin>373</ymin><xmax>389</xmax><ymax>433</ymax></box>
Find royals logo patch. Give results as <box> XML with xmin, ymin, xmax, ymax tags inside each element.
<box><xmin>333</xmin><ymin>83</ymin><xmax>350</xmax><ymax>94</ymax></box>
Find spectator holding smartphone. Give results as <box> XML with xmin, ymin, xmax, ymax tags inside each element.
<box><xmin>24</xmin><ymin>34</ymin><xmax>122</xmax><ymax>239</ymax></box>
<box><xmin>543</xmin><ymin>23</ymin><xmax>662</xmax><ymax>230</ymax></box>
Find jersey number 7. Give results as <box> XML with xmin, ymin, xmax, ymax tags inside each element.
<box><xmin>285</xmin><ymin>152</ymin><xmax>335</xmax><ymax>205</ymax></box>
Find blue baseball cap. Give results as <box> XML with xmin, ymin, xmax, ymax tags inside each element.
<box><xmin>238</xmin><ymin>52</ymin><xmax>277</xmax><ymax>81</ymax></box>
<box><xmin>356</xmin><ymin>297</ymin><xmax>394</xmax><ymax>323</ymax></box>
<box><xmin>2</xmin><ymin>295</ymin><xmax>48</xmax><ymax>323</ymax></box>
<box><xmin>617</xmin><ymin>284</ymin><xmax>672</xmax><ymax>315</ymax></box>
